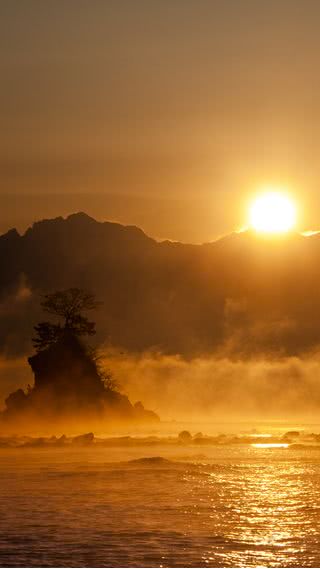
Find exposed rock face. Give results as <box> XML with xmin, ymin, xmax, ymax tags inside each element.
<box><xmin>28</xmin><ymin>331</ymin><xmax>106</xmax><ymax>407</ymax></box>
<box><xmin>3</xmin><ymin>332</ymin><xmax>159</xmax><ymax>427</ymax></box>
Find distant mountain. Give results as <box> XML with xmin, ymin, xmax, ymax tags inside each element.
<box><xmin>1</xmin><ymin>212</ymin><xmax>320</xmax><ymax>357</ymax></box>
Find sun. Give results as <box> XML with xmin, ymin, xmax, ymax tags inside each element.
<box><xmin>249</xmin><ymin>191</ymin><xmax>297</xmax><ymax>234</ymax></box>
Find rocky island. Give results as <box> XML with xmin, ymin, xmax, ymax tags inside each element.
<box><xmin>1</xmin><ymin>288</ymin><xmax>159</xmax><ymax>431</ymax></box>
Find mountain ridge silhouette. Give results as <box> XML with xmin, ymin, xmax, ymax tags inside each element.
<box><xmin>1</xmin><ymin>212</ymin><xmax>320</xmax><ymax>357</ymax></box>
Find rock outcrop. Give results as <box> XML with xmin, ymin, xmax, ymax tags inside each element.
<box><xmin>2</xmin><ymin>331</ymin><xmax>159</xmax><ymax>428</ymax></box>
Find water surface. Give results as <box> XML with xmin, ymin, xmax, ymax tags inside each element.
<box><xmin>1</xmin><ymin>444</ymin><xmax>320</xmax><ymax>567</ymax></box>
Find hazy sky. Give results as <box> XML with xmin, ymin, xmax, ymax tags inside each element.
<box><xmin>2</xmin><ymin>0</ymin><xmax>320</xmax><ymax>241</ymax></box>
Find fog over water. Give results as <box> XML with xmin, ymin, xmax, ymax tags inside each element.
<box><xmin>3</xmin><ymin>349</ymin><xmax>320</xmax><ymax>426</ymax></box>
<box><xmin>99</xmin><ymin>350</ymin><xmax>320</xmax><ymax>423</ymax></box>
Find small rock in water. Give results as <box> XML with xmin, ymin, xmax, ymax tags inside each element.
<box><xmin>72</xmin><ymin>432</ymin><xmax>95</xmax><ymax>445</ymax></box>
<box><xmin>128</xmin><ymin>456</ymin><xmax>171</xmax><ymax>466</ymax></box>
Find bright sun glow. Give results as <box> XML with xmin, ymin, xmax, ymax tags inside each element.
<box><xmin>249</xmin><ymin>191</ymin><xmax>297</xmax><ymax>234</ymax></box>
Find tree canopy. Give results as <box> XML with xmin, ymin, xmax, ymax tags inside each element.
<box><xmin>32</xmin><ymin>288</ymin><xmax>102</xmax><ymax>351</ymax></box>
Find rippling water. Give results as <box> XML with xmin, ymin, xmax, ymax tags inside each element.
<box><xmin>1</xmin><ymin>444</ymin><xmax>320</xmax><ymax>567</ymax></box>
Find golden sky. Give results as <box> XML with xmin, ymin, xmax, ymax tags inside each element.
<box><xmin>1</xmin><ymin>0</ymin><xmax>320</xmax><ymax>241</ymax></box>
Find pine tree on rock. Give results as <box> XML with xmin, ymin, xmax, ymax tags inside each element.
<box><xmin>32</xmin><ymin>288</ymin><xmax>102</xmax><ymax>352</ymax></box>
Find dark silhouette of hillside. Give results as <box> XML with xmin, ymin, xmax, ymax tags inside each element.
<box><xmin>1</xmin><ymin>212</ymin><xmax>320</xmax><ymax>357</ymax></box>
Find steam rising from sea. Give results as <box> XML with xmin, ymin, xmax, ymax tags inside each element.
<box><xmin>105</xmin><ymin>349</ymin><xmax>320</xmax><ymax>421</ymax></box>
<box><xmin>3</xmin><ymin>348</ymin><xmax>320</xmax><ymax>424</ymax></box>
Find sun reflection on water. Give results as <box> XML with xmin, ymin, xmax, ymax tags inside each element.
<box><xmin>251</xmin><ymin>443</ymin><xmax>289</xmax><ymax>449</ymax></box>
<box><xmin>190</xmin><ymin>449</ymin><xmax>319</xmax><ymax>567</ymax></box>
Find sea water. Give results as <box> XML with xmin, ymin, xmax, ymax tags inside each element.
<box><xmin>1</xmin><ymin>444</ymin><xmax>320</xmax><ymax>567</ymax></box>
